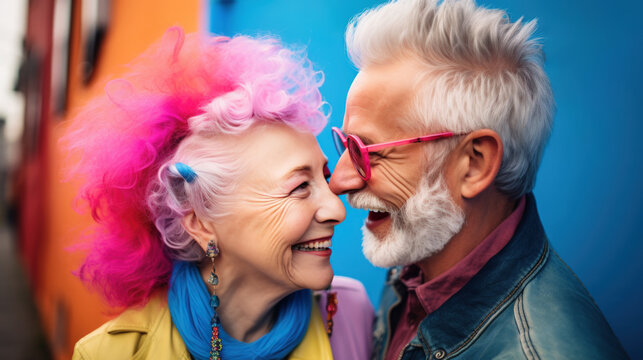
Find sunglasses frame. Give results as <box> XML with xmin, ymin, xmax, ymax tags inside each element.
<box><xmin>331</xmin><ymin>126</ymin><xmax>461</xmax><ymax>181</ymax></box>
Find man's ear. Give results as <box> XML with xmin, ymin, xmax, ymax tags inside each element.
<box><xmin>458</xmin><ymin>129</ymin><xmax>503</xmax><ymax>199</ymax></box>
<box><xmin>182</xmin><ymin>211</ymin><xmax>218</xmax><ymax>252</ymax></box>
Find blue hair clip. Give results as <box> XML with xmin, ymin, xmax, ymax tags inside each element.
<box><xmin>174</xmin><ymin>162</ymin><xmax>197</xmax><ymax>183</ymax></box>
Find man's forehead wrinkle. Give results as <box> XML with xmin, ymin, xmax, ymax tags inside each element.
<box><xmin>344</xmin><ymin>64</ymin><xmax>419</xmax><ymax>143</ymax></box>
<box><xmin>344</xmin><ymin>100</ymin><xmax>396</xmax><ymax>144</ymax></box>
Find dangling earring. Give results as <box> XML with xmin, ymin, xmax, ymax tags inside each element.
<box><xmin>206</xmin><ymin>240</ymin><xmax>222</xmax><ymax>360</ymax></box>
<box><xmin>326</xmin><ymin>287</ymin><xmax>338</xmax><ymax>337</ymax></box>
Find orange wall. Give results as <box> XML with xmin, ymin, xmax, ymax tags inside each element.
<box><xmin>39</xmin><ymin>1</ymin><xmax>199</xmax><ymax>359</ymax></box>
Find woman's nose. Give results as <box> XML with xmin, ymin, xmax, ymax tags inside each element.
<box><xmin>329</xmin><ymin>152</ymin><xmax>366</xmax><ymax>195</ymax></box>
<box><xmin>316</xmin><ymin>180</ymin><xmax>347</xmax><ymax>224</ymax></box>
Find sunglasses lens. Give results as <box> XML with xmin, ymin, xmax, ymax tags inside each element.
<box><xmin>347</xmin><ymin>138</ymin><xmax>367</xmax><ymax>178</ymax></box>
<box><xmin>332</xmin><ymin>130</ymin><xmax>346</xmax><ymax>156</ymax></box>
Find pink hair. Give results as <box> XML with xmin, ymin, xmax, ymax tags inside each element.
<box><xmin>63</xmin><ymin>27</ymin><xmax>328</xmax><ymax>308</ymax></box>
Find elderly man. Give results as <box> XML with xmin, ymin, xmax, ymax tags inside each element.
<box><xmin>329</xmin><ymin>0</ymin><xmax>628</xmax><ymax>359</ymax></box>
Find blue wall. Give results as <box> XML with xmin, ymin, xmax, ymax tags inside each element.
<box><xmin>208</xmin><ymin>1</ymin><xmax>643</xmax><ymax>357</ymax></box>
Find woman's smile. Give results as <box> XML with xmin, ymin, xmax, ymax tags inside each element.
<box><xmin>209</xmin><ymin>124</ymin><xmax>345</xmax><ymax>292</ymax></box>
<box><xmin>292</xmin><ymin>236</ymin><xmax>333</xmax><ymax>257</ymax></box>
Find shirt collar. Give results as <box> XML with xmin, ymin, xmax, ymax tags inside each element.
<box><xmin>399</xmin><ymin>196</ymin><xmax>526</xmax><ymax>315</ymax></box>
<box><xmin>417</xmin><ymin>193</ymin><xmax>549</xmax><ymax>357</ymax></box>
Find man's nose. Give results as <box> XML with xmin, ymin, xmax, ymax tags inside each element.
<box><xmin>329</xmin><ymin>152</ymin><xmax>367</xmax><ymax>195</ymax></box>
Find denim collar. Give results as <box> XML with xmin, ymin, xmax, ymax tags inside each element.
<box><xmin>416</xmin><ymin>193</ymin><xmax>549</xmax><ymax>358</ymax></box>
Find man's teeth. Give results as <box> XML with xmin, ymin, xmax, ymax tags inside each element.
<box><xmin>292</xmin><ymin>240</ymin><xmax>332</xmax><ymax>251</ymax></box>
<box><xmin>367</xmin><ymin>208</ymin><xmax>387</xmax><ymax>213</ymax></box>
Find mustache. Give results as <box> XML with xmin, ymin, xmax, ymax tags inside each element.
<box><xmin>347</xmin><ymin>192</ymin><xmax>395</xmax><ymax>213</ymax></box>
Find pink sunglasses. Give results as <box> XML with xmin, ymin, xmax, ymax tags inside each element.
<box><xmin>331</xmin><ymin>126</ymin><xmax>461</xmax><ymax>181</ymax></box>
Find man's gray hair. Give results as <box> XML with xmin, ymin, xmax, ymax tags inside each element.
<box><xmin>346</xmin><ymin>0</ymin><xmax>555</xmax><ymax>199</ymax></box>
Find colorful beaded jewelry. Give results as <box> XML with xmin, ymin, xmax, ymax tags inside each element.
<box><xmin>210</xmin><ymin>294</ymin><xmax>222</xmax><ymax>360</ymax></box>
<box><xmin>206</xmin><ymin>240</ymin><xmax>222</xmax><ymax>360</ymax></box>
<box><xmin>206</xmin><ymin>241</ymin><xmax>220</xmax><ymax>287</ymax></box>
<box><xmin>326</xmin><ymin>290</ymin><xmax>338</xmax><ymax>337</ymax></box>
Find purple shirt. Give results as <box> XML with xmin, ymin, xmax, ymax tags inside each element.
<box><xmin>385</xmin><ymin>196</ymin><xmax>526</xmax><ymax>360</ymax></box>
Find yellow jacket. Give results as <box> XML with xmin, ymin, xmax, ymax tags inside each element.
<box><xmin>73</xmin><ymin>293</ymin><xmax>332</xmax><ymax>360</ymax></box>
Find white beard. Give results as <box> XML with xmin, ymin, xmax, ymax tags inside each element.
<box><xmin>348</xmin><ymin>174</ymin><xmax>465</xmax><ymax>268</ymax></box>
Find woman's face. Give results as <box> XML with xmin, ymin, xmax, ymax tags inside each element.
<box><xmin>212</xmin><ymin>124</ymin><xmax>346</xmax><ymax>292</ymax></box>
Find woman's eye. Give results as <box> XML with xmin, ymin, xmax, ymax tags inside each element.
<box><xmin>291</xmin><ymin>181</ymin><xmax>310</xmax><ymax>195</ymax></box>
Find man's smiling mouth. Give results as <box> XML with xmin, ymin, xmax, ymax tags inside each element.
<box><xmin>365</xmin><ymin>208</ymin><xmax>392</xmax><ymax>232</ymax></box>
<box><xmin>367</xmin><ymin>209</ymin><xmax>390</xmax><ymax>221</ymax></box>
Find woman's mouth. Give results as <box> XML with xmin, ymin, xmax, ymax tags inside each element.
<box><xmin>292</xmin><ymin>238</ymin><xmax>332</xmax><ymax>257</ymax></box>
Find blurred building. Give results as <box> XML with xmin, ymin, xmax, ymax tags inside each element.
<box><xmin>14</xmin><ymin>0</ymin><xmax>199</xmax><ymax>358</ymax></box>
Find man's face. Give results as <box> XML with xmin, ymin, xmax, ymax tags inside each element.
<box><xmin>329</xmin><ymin>57</ymin><xmax>465</xmax><ymax>267</ymax></box>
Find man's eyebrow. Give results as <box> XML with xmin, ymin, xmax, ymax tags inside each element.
<box><xmin>346</xmin><ymin>131</ymin><xmax>377</xmax><ymax>145</ymax></box>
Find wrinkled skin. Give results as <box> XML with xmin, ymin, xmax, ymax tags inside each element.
<box><xmin>329</xmin><ymin>56</ymin><xmax>513</xmax><ymax>280</ymax></box>
<box><xmin>212</xmin><ymin>123</ymin><xmax>345</xmax><ymax>295</ymax></box>
<box><xmin>330</xmin><ymin>58</ymin><xmax>431</xmax><ymax>240</ymax></box>
<box><xmin>189</xmin><ymin>123</ymin><xmax>346</xmax><ymax>342</ymax></box>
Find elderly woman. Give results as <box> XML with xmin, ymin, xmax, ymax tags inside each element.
<box><xmin>66</xmin><ymin>28</ymin><xmax>373</xmax><ymax>360</ymax></box>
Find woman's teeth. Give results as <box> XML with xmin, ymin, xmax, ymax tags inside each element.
<box><xmin>292</xmin><ymin>240</ymin><xmax>331</xmax><ymax>252</ymax></box>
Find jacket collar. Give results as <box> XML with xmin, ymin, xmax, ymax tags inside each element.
<box><xmin>416</xmin><ymin>193</ymin><xmax>549</xmax><ymax>357</ymax></box>
<box><xmin>106</xmin><ymin>294</ymin><xmax>166</xmax><ymax>334</ymax></box>
<box><xmin>106</xmin><ymin>292</ymin><xmax>191</xmax><ymax>359</ymax></box>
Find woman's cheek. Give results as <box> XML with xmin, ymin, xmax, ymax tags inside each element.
<box><xmin>284</xmin><ymin>203</ymin><xmax>315</xmax><ymax>239</ymax></box>
<box><xmin>256</xmin><ymin>198</ymin><xmax>298</xmax><ymax>249</ymax></box>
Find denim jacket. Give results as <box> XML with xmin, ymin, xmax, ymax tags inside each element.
<box><xmin>372</xmin><ymin>193</ymin><xmax>628</xmax><ymax>360</ymax></box>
